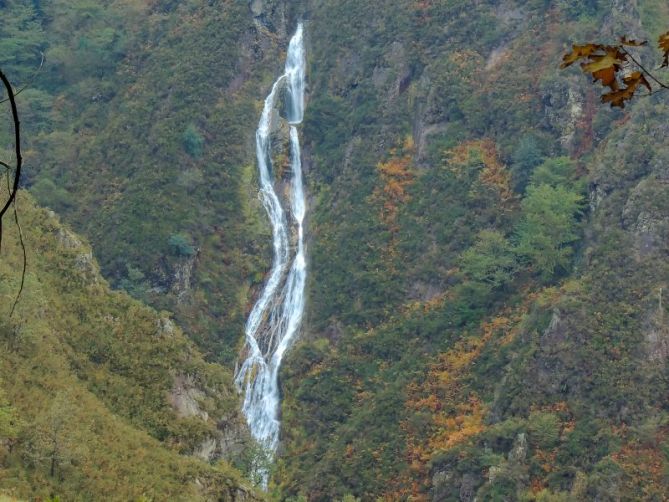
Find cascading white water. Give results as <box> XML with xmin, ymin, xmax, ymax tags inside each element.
<box><xmin>234</xmin><ymin>24</ymin><xmax>307</xmax><ymax>485</ymax></box>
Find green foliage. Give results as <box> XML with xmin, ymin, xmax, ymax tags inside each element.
<box><xmin>182</xmin><ymin>124</ymin><xmax>205</xmax><ymax>158</ymax></box>
<box><xmin>511</xmin><ymin>135</ymin><xmax>545</xmax><ymax>193</ymax></box>
<box><xmin>28</xmin><ymin>178</ymin><xmax>72</xmax><ymax>213</ymax></box>
<box><xmin>0</xmin><ymin>0</ymin><xmax>44</xmax><ymax>81</ymax></box>
<box><xmin>515</xmin><ymin>184</ymin><xmax>583</xmax><ymax>280</ymax></box>
<box><xmin>0</xmin><ymin>190</ymin><xmax>256</xmax><ymax>500</ymax></box>
<box><xmin>4</xmin><ymin>0</ymin><xmax>669</xmax><ymax>499</ymax></box>
<box><xmin>0</xmin><ymin>385</ymin><xmax>21</xmax><ymax>445</ymax></box>
<box><xmin>0</xmin><ymin>0</ymin><xmax>277</xmax><ymax>369</ymax></box>
<box><xmin>530</xmin><ymin>157</ymin><xmax>581</xmax><ymax>191</ymax></box>
<box><xmin>168</xmin><ymin>233</ymin><xmax>196</xmax><ymax>257</ymax></box>
<box><xmin>230</xmin><ymin>439</ymin><xmax>273</xmax><ymax>488</ymax></box>
<box><xmin>459</xmin><ymin>230</ymin><xmax>518</xmax><ymax>289</ymax></box>
<box><xmin>528</xmin><ymin>412</ymin><xmax>561</xmax><ymax>449</ymax></box>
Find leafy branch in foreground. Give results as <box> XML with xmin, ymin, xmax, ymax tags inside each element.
<box><xmin>561</xmin><ymin>31</ymin><xmax>669</xmax><ymax>108</ymax></box>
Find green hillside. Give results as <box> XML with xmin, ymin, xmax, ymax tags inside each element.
<box><xmin>0</xmin><ymin>190</ymin><xmax>259</xmax><ymax>499</ymax></box>
<box><xmin>277</xmin><ymin>0</ymin><xmax>669</xmax><ymax>499</ymax></box>
<box><xmin>2</xmin><ymin>0</ymin><xmax>669</xmax><ymax>500</ymax></box>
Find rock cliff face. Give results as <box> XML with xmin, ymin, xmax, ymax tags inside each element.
<box><xmin>169</xmin><ymin>373</ymin><xmax>249</xmax><ymax>463</ymax></box>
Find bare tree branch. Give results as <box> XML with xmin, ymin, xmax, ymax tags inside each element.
<box><xmin>6</xmin><ymin>171</ymin><xmax>25</xmax><ymax>318</ymax></box>
<box><xmin>0</xmin><ymin>52</ymin><xmax>45</xmax><ymax>105</ymax></box>
<box><xmin>0</xmin><ymin>68</ymin><xmax>26</xmax><ymax>317</ymax></box>
<box><xmin>0</xmin><ymin>69</ymin><xmax>22</xmax><ymax>221</ymax></box>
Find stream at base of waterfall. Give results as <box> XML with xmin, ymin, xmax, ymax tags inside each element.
<box><xmin>234</xmin><ymin>24</ymin><xmax>306</xmax><ymax>487</ymax></box>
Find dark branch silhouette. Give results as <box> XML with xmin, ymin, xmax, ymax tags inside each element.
<box><xmin>0</xmin><ymin>70</ymin><xmax>22</xmax><ymax>221</ymax></box>
<box><xmin>0</xmin><ymin>68</ymin><xmax>26</xmax><ymax>317</ymax></box>
<box><xmin>0</xmin><ymin>53</ymin><xmax>45</xmax><ymax>105</ymax></box>
<box><xmin>6</xmin><ymin>171</ymin><xmax>25</xmax><ymax>318</ymax></box>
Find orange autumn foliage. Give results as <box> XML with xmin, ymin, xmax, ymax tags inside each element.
<box><xmin>397</xmin><ymin>299</ymin><xmax>536</xmax><ymax>499</ymax></box>
<box><xmin>373</xmin><ymin>136</ymin><xmax>416</xmax><ymax>233</ymax></box>
<box><xmin>429</xmin><ymin>396</ymin><xmax>486</xmax><ymax>451</ymax></box>
<box><xmin>446</xmin><ymin>139</ymin><xmax>515</xmax><ymax>206</ymax></box>
<box><xmin>612</xmin><ymin>427</ymin><xmax>669</xmax><ymax>500</ymax></box>
<box><xmin>401</xmin><ymin>315</ymin><xmax>514</xmax><ymax>496</ymax></box>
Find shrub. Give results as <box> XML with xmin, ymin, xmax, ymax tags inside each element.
<box><xmin>515</xmin><ymin>184</ymin><xmax>583</xmax><ymax>281</ymax></box>
<box><xmin>528</xmin><ymin>412</ymin><xmax>560</xmax><ymax>449</ymax></box>
<box><xmin>168</xmin><ymin>233</ymin><xmax>196</xmax><ymax>257</ymax></box>
<box><xmin>182</xmin><ymin>124</ymin><xmax>204</xmax><ymax>158</ymax></box>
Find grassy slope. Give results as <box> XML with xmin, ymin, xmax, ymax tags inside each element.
<box><xmin>0</xmin><ymin>189</ymin><xmax>259</xmax><ymax>501</ymax></box>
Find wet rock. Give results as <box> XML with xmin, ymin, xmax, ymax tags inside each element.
<box><xmin>459</xmin><ymin>474</ymin><xmax>475</xmax><ymax>502</ymax></box>
<box><xmin>589</xmin><ymin>183</ymin><xmax>607</xmax><ymax>212</ymax></box>
<box><xmin>430</xmin><ymin>468</ymin><xmax>456</xmax><ymax>501</ymax></box>
<box><xmin>156</xmin><ymin>316</ymin><xmax>176</xmax><ymax>337</ymax></box>
<box><xmin>488</xmin><ymin>465</ymin><xmax>502</xmax><ymax>483</ymax></box>
<box><xmin>250</xmin><ymin>0</ymin><xmax>263</xmax><ymax>17</ymax></box>
<box><xmin>536</xmin><ymin>310</ymin><xmax>570</xmax><ymax>395</ymax></box>
<box><xmin>622</xmin><ymin>178</ymin><xmax>669</xmax><ymax>259</ymax></box>
<box><xmin>169</xmin><ymin>374</ymin><xmax>249</xmax><ymax>463</ymax></box>
<box><xmin>194</xmin><ymin>437</ymin><xmax>217</xmax><ymax>461</ymax></box>
<box><xmin>249</xmin><ymin>0</ymin><xmax>287</xmax><ymax>38</ymax></box>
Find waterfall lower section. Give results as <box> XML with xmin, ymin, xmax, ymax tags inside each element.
<box><xmin>234</xmin><ymin>24</ymin><xmax>306</xmax><ymax>486</ymax></box>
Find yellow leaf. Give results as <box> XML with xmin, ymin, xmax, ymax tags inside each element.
<box><xmin>560</xmin><ymin>43</ymin><xmax>602</xmax><ymax>68</ymax></box>
<box><xmin>580</xmin><ymin>52</ymin><xmax>623</xmax><ymax>75</ymax></box>
<box><xmin>659</xmin><ymin>31</ymin><xmax>669</xmax><ymax>67</ymax></box>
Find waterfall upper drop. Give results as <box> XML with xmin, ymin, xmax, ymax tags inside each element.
<box><xmin>234</xmin><ymin>23</ymin><xmax>307</xmax><ymax>473</ymax></box>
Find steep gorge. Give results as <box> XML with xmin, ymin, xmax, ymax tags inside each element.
<box><xmin>2</xmin><ymin>0</ymin><xmax>669</xmax><ymax>500</ymax></box>
<box><xmin>235</xmin><ymin>23</ymin><xmax>307</xmax><ymax>483</ymax></box>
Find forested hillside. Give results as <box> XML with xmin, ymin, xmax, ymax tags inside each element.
<box><xmin>2</xmin><ymin>0</ymin><xmax>669</xmax><ymax>500</ymax></box>
<box><xmin>1</xmin><ymin>0</ymin><xmax>304</xmax><ymax>366</ymax></box>
<box><xmin>0</xmin><ymin>189</ymin><xmax>259</xmax><ymax>500</ymax></box>
<box><xmin>279</xmin><ymin>0</ymin><xmax>669</xmax><ymax>499</ymax></box>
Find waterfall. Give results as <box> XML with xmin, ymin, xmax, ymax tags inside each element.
<box><xmin>234</xmin><ymin>23</ymin><xmax>307</xmax><ymax>486</ymax></box>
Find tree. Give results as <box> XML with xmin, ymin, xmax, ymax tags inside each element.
<box><xmin>168</xmin><ymin>233</ymin><xmax>196</xmax><ymax>257</ymax></box>
<box><xmin>24</xmin><ymin>392</ymin><xmax>82</xmax><ymax>480</ymax></box>
<box><xmin>182</xmin><ymin>124</ymin><xmax>205</xmax><ymax>158</ymax></box>
<box><xmin>459</xmin><ymin>230</ymin><xmax>518</xmax><ymax>289</ymax></box>
<box><xmin>0</xmin><ymin>1</ymin><xmax>44</xmax><ymax>82</ymax></box>
<box><xmin>561</xmin><ymin>31</ymin><xmax>669</xmax><ymax>108</ymax></box>
<box><xmin>510</xmin><ymin>134</ymin><xmax>544</xmax><ymax>194</ymax></box>
<box><xmin>515</xmin><ymin>184</ymin><xmax>583</xmax><ymax>281</ymax></box>
<box><xmin>0</xmin><ymin>384</ymin><xmax>22</xmax><ymax>459</ymax></box>
<box><xmin>529</xmin><ymin>157</ymin><xmax>582</xmax><ymax>192</ymax></box>
<box><xmin>527</xmin><ymin>411</ymin><xmax>561</xmax><ymax>449</ymax></box>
